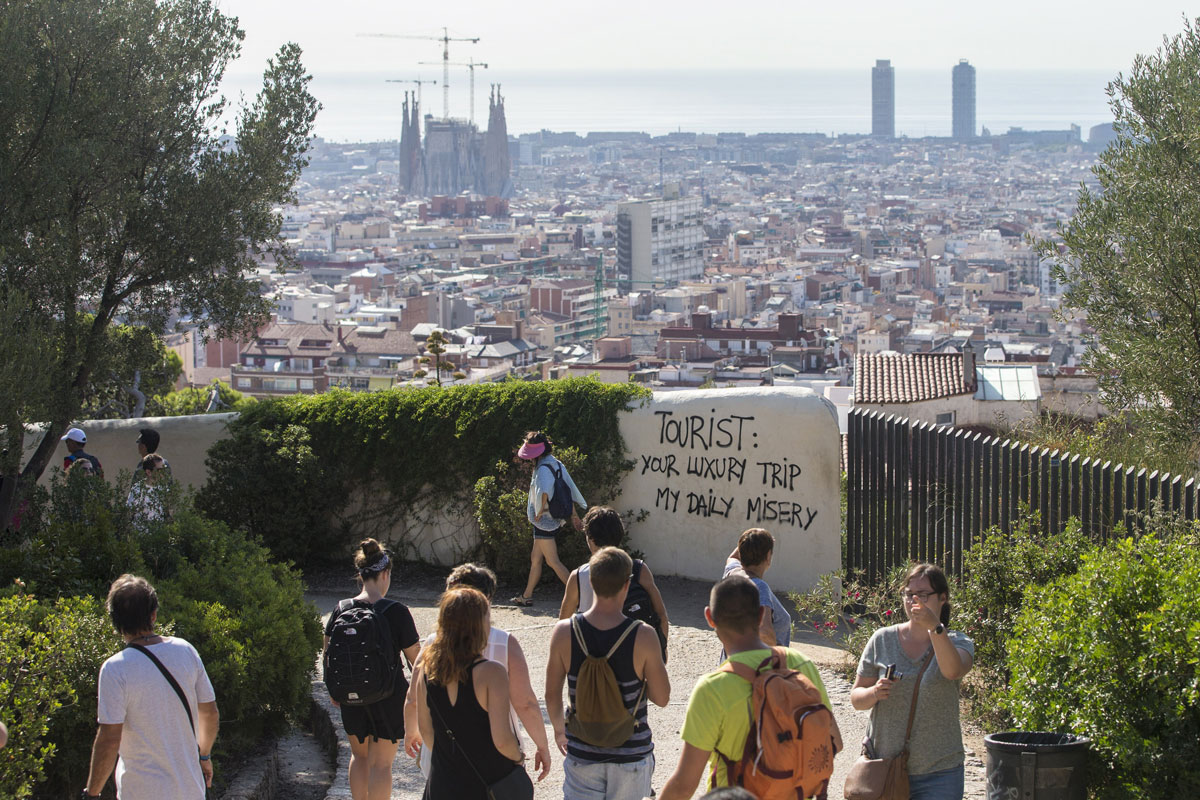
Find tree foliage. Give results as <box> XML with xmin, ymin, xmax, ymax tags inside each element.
<box><xmin>1040</xmin><ymin>18</ymin><xmax>1200</xmax><ymax>447</ymax></box>
<box><xmin>0</xmin><ymin>0</ymin><xmax>319</xmax><ymax>525</ymax></box>
<box><xmin>79</xmin><ymin>325</ymin><xmax>183</xmax><ymax>420</ymax></box>
<box><xmin>147</xmin><ymin>379</ymin><xmax>255</xmax><ymax>416</ymax></box>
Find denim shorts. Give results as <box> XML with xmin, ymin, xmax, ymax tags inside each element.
<box><xmin>532</xmin><ymin>525</ymin><xmax>559</xmax><ymax>541</ymax></box>
<box><xmin>563</xmin><ymin>754</ymin><xmax>654</xmax><ymax>800</ymax></box>
<box><xmin>908</xmin><ymin>763</ymin><xmax>964</xmax><ymax>800</ymax></box>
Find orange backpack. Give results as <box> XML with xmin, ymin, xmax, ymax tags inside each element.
<box><xmin>714</xmin><ymin>647</ymin><xmax>840</xmax><ymax>800</ymax></box>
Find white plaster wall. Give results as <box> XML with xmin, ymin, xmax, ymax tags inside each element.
<box><xmin>19</xmin><ymin>389</ymin><xmax>845</xmax><ymax>588</ymax></box>
<box><xmin>21</xmin><ymin>414</ymin><xmax>238</xmax><ymax>490</ymax></box>
<box><xmin>617</xmin><ymin>388</ymin><xmax>841</xmax><ymax>592</ymax></box>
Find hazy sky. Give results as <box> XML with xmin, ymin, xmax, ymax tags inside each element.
<box><xmin>216</xmin><ymin>0</ymin><xmax>1196</xmax><ymax>76</ymax></box>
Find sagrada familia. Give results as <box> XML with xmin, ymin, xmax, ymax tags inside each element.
<box><xmin>398</xmin><ymin>84</ymin><xmax>512</xmax><ymax>198</ymax></box>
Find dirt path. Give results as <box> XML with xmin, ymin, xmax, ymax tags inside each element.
<box><xmin>308</xmin><ymin>572</ymin><xmax>986</xmax><ymax>799</ymax></box>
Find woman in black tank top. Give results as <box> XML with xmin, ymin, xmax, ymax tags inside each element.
<box><xmin>415</xmin><ymin>587</ymin><xmax>528</xmax><ymax>800</ymax></box>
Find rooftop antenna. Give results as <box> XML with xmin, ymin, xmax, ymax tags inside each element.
<box><xmin>359</xmin><ymin>27</ymin><xmax>480</xmax><ymax>120</ymax></box>
<box><xmin>419</xmin><ymin>58</ymin><xmax>488</xmax><ymax>125</ymax></box>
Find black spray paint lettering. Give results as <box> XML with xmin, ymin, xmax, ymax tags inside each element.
<box><xmin>746</xmin><ymin>495</ymin><xmax>818</xmax><ymax>529</ymax></box>
<box><xmin>655</xmin><ymin>486</ymin><xmax>680</xmax><ymax>513</ymax></box>
<box><xmin>686</xmin><ymin>490</ymin><xmax>735</xmax><ymax>518</ymax></box>
<box><xmin>756</xmin><ymin>459</ymin><xmax>803</xmax><ymax>491</ymax></box>
<box><xmin>686</xmin><ymin>455</ymin><xmax>748</xmax><ymax>484</ymax></box>
<box><xmin>641</xmin><ymin>453</ymin><xmax>680</xmax><ymax>478</ymax></box>
<box><xmin>655</xmin><ymin>410</ymin><xmax>756</xmax><ymax>452</ymax></box>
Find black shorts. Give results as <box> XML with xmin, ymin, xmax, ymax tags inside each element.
<box><xmin>339</xmin><ymin>675</ymin><xmax>409</xmax><ymax>742</ymax></box>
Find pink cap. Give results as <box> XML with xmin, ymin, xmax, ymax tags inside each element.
<box><xmin>517</xmin><ymin>441</ymin><xmax>546</xmax><ymax>460</ymax></box>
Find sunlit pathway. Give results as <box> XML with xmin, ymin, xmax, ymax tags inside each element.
<box><xmin>309</xmin><ymin>574</ymin><xmax>985</xmax><ymax>799</ymax></box>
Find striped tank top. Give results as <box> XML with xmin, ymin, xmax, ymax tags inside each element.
<box><xmin>566</xmin><ymin>615</ymin><xmax>653</xmax><ymax>763</ymax></box>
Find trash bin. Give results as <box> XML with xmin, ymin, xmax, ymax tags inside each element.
<box><xmin>984</xmin><ymin>732</ymin><xmax>1090</xmax><ymax>800</ymax></box>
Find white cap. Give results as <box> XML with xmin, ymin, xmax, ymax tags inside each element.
<box><xmin>60</xmin><ymin>427</ymin><xmax>86</xmax><ymax>444</ymax></box>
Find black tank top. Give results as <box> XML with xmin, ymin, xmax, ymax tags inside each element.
<box><xmin>425</xmin><ymin>659</ymin><xmax>516</xmax><ymax>799</ymax></box>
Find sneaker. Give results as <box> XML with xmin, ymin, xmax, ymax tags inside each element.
<box><xmin>509</xmin><ymin>595</ymin><xmax>533</xmax><ymax>607</ymax></box>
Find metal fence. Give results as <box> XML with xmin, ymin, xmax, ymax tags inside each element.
<box><xmin>845</xmin><ymin>408</ymin><xmax>1200</xmax><ymax>580</ymax></box>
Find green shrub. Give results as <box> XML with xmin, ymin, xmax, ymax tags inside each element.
<box><xmin>1003</xmin><ymin>534</ymin><xmax>1200</xmax><ymax>799</ymax></box>
<box><xmin>139</xmin><ymin>507</ymin><xmax>323</xmax><ymax>744</ymax></box>
<box><xmin>0</xmin><ymin>470</ymin><xmax>145</xmax><ymax>598</ymax></box>
<box><xmin>951</xmin><ymin>513</ymin><xmax>1095</xmax><ymax>729</ymax></box>
<box><xmin>197</xmin><ymin>421</ymin><xmax>343</xmax><ymax>566</ymax></box>
<box><xmin>1</xmin><ymin>476</ymin><xmax>321</xmax><ymax>797</ymax></box>
<box><xmin>0</xmin><ymin>594</ymin><xmax>121</xmax><ymax>799</ymax></box>
<box><xmin>789</xmin><ymin>564</ymin><xmax>912</xmax><ymax>672</ymax></box>
<box><xmin>199</xmin><ymin>379</ymin><xmax>647</xmax><ymax>570</ymax></box>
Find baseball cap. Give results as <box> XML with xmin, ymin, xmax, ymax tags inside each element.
<box><xmin>60</xmin><ymin>427</ymin><xmax>86</xmax><ymax>444</ymax></box>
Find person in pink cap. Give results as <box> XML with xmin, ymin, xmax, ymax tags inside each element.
<box><xmin>511</xmin><ymin>431</ymin><xmax>585</xmax><ymax>607</ymax></box>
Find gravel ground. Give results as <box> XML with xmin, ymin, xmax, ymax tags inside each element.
<box><xmin>307</xmin><ymin>567</ymin><xmax>986</xmax><ymax>800</ymax></box>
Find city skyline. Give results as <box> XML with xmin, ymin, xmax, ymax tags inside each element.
<box><xmin>217</xmin><ymin>0</ymin><xmax>1191</xmax><ymax>77</ymax></box>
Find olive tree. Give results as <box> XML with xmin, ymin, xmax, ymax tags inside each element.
<box><xmin>1040</xmin><ymin>18</ymin><xmax>1200</xmax><ymax>454</ymax></box>
<box><xmin>0</xmin><ymin>0</ymin><xmax>319</xmax><ymax>527</ymax></box>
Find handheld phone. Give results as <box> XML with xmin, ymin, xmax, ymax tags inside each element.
<box><xmin>884</xmin><ymin>663</ymin><xmax>897</xmax><ymax>680</ymax></box>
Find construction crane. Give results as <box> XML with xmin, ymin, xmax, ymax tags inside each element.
<box><xmin>419</xmin><ymin>58</ymin><xmax>488</xmax><ymax>125</ymax></box>
<box><xmin>384</xmin><ymin>77</ymin><xmax>437</xmax><ymax>110</ymax></box>
<box><xmin>358</xmin><ymin>27</ymin><xmax>479</xmax><ymax>120</ymax></box>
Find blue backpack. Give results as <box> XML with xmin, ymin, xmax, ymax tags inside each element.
<box><xmin>540</xmin><ymin>461</ymin><xmax>574</xmax><ymax>521</ymax></box>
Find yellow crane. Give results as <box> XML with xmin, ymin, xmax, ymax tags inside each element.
<box><xmin>358</xmin><ymin>27</ymin><xmax>479</xmax><ymax>120</ymax></box>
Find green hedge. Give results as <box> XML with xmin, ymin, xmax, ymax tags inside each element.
<box><xmin>1003</xmin><ymin>533</ymin><xmax>1200</xmax><ymax>799</ymax></box>
<box><xmin>198</xmin><ymin>378</ymin><xmax>649</xmax><ymax>568</ymax></box>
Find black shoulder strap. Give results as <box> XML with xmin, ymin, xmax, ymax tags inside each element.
<box><xmin>631</xmin><ymin>559</ymin><xmax>644</xmax><ymax>582</ymax></box>
<box><xmin>127</xmin><ymin>643</ymin><xmax>194</xmax><ymax>735</ymax></box>
<box><xmin>373</xmin><ymin>597</ymin><xmax>398</xmax><ymax>613</ymax></box>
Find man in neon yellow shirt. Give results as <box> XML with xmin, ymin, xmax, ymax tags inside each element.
<box><xmin>657</xmin><ymin>575</ymin><xmax>840</xmax><ymax>799</ymax></box>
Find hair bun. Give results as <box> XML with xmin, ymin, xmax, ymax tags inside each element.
<box><xmin>360</xmin><ymin>538</ymin><xmax>381</xmax><ymax>558</ymax></box>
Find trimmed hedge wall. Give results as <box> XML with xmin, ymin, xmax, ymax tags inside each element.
<box><xmin>197</xmin><ymin>378</ymin><xmax>650</xmax><ymax>567</ymax></box>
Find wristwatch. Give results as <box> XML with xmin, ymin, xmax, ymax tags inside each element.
<box><xmin>81</xmin><ymin>790</ymin><xmax>101</xmax><ymax>799</ymax></box>
<box><xmin>933</xmin><ymin>623</ymin><xmax>946</xmax><ymax>635</ymax></box>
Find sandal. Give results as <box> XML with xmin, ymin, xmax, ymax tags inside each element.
<box><xmin>510</xmin><ymin>595</ymin><xmax>533</xmax><ymax>607</ymax></box>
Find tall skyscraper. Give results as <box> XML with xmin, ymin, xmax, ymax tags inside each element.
<box><xmin>616</xmin><ymin>195</ymin><xmax>704</xmax><ymax>286</ymax></box>
<box><xmin>872</xmin><ymin>59</ymin><xmax>895</xmax><ymax>138</ymax></box>
<box><xmin>952</xmin><ymin>59</ymin><xmax>976</xmax><ymax>141</ymax></box>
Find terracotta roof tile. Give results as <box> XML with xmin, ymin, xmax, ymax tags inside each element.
<box><xmin>854</xmin><ymin>352</ymin><xmax>973</xmax><ymax>404</ymax></box>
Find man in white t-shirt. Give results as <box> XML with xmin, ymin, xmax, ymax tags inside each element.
<box><xmin>83</xmin><ymin>575</ymin><xmax>219</xmax><ymax>800</ymax></box>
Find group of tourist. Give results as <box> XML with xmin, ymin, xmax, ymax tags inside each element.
<box><xmin>74</xmin><ymin>429</ymin><xmax>974</xmax><ymax>800</ymax></box>
<box><xmin>59</xmin><ymin>424</ymin><xmax>172</xmax><ymax>521</ymax></box>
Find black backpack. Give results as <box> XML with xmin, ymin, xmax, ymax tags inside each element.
<box><xmin>540</xmin><ymin>460</ymin><xmax>574</xmax><ymax>521</ymax></box>
<box><xmin>324</xmin><ymin>598</ymin><xmax>401</xmax><ymax>706</ymax></box>
<box><xmin>623</xmin><ymin>560</ymin><xmax>662</xmax><ymax>630</ymax></box>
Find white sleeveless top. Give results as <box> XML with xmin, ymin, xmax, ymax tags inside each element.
<box><xmin>418</xmin><ymin>626</ymin><xmax>519</xmax><ymax>776</ymax></box>
<box><xmin>577</xmin><ymin>563</ymin><xmax>596</xmax><ymax>612</ymax></box>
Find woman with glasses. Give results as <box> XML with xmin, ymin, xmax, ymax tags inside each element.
<box><xmin>849</xmin><ymin>563</ymin><xmax>975</xmax><ymax>800</ymax></box>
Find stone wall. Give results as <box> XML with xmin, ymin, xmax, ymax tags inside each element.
<box><xmin>19</xmin><ymin>388</ymin><xmax>843</xmax><ymax>590</ymax></box>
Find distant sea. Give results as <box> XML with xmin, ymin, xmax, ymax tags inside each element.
<box><xmin>221</xmin><ymin>68</ymin><xmax>1117</xmax><ymax>143</ymax></box>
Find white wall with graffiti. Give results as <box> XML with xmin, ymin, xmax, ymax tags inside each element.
<box><xmin>617</xmin><ymin>388</ymin><xmax>841</xmax><ymax>591</ymax></box>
